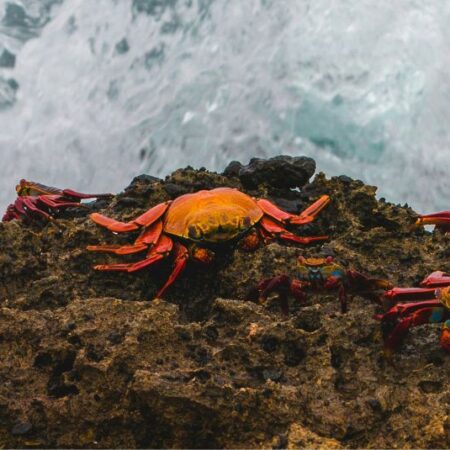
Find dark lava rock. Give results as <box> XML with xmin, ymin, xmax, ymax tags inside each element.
<box><xmin>223</xmin><ymin>155</ymin><xmax>316</xmax><ymax>189</ymax></box>
<box><xmin>0</xmin><ymin>161</ymin><xmax>449</xmax><ymax>448</ymax></box>
<box><xmin>11</xmin><ymin>422</ymin><xmax>32</xmax><ymax>436</ymax></box>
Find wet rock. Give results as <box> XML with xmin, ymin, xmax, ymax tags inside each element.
<box><xmin>0</xmin><ymin>161</ymin><xmax>449</xmax><ymax>448</ymax></box>
<box><xmin>223</xmin><ymin>155</ymin><xmax>316</xmax><ymax>189</ymax></box>
<box><xmin>11</xmin><ymin>421</ymin><xmax>33</xmax><ymax>436</ymax></box>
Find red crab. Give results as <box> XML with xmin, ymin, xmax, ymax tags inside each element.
<box><xmin>2</xmin><ymin>179</ymin><xmax>111</xmax><ymax>223</ymax></box>
<box><xmin>87</xmin><ymin>187</ymin><xmax>331</xmax><ymax>297</ymax></box>
<box><xmin>248</xmin><ymin>256</ymin><xmax>392</xmax><ymax>314</ymax></box>
<box><xmin>376</xmin><ymin>271</ymin><xmax>450</xmax><ymax>358</ymax></box>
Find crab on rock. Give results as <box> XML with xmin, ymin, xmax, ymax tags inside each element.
<box><xmin>248</xmin><ymin>256</ymin><xmax>392</xmax><ymax>314</ymax></box>
<box><xmin>87</xmin><ymin>187</ymin><xmax>330</xmax><ymax>297</ymax></box>
<box><xmin>376</xmin><ymin>271</ymin><xmax>450</xmax><ymax>358</ymax></box>
<box><xmin>2</xmin><ymin>179</ymin><xmax>111</xmax><ymax>223</ymax></box>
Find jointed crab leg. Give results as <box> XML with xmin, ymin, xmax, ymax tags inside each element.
<box><xmin>257</xmin><ymin>195</ymin><xmax>330</xmax><ymax>225</ymax></box>
<box><xmin>156</xmin><ymin>243</ymin><xmax>189</xmax><ymax>298</ymax></box>
<box><xmin>380</xmin><ymin>305</ymin><xmax>450</xmax><ymax>357</ymax></box>
<box><xmin>420</xmin><ymin>271</ymin><xmax>450</xmax><ymax>288</ymax></box>
<box><xmin>90</xmin><ymin>202</ymin><xmax>171</xmax><ymax>232</ymax></box>
<box><xmin>258</xmin><ymin>275</ymin><xmax>307</xmax><ymax>314</ymax></box>
<box><xmin>384</xmin><ymin>287</ymin><xmax>439</xmax><ymax>303</ymax></box>
<box><xmin>87</xmin><ymin>221</ymin><xmax>163</xmax><ymax>255</ymax></box>
<box><xmin>93</xmin><ymin>234</ymin><xmax>173</xmax><ymax>272</ymax></box>
<box><xmin>415</xmin><ymin>211</ymin><xmax>450</xmax><ymax>233</ymax></box>
<box><xmin>16</xmin><ymin>179</ymin><xmax>112</xmax><ymax>200</ymax></box>
<box><xmin>260</xmin><ymin>217</ymin><xmax>328</xmax><ymax>244</ymax></box>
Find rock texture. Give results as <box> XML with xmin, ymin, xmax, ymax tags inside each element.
<box><xmin>0</xmin><ymin>159</ymin><xmax>449</xmax><ymax>448</ymax></box>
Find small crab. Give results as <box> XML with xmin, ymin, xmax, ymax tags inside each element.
<box><xmin>248</xmin><ymin>256</ymin><xmax>392</xmax><ymax>314</ymax></box>
<box><xmin>415</xmin><ymin>211</ymin><xmax>450</xmax><ymax>234</ymax></box>
<box><xmin>376</xmin><ymin>271</ymin><xmax>450</xmax><ymax>358</ymax></box>
<box><xmin>2</xmin><ymin>179</ymin><xmax>111</xmax><ymax>223</ymax></box>
<box><xmin>87</xmin><ymin>187</ymin><xmax>330</xmax><ymax>297</ymax></box>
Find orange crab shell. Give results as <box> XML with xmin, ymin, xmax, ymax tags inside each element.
<box><xmin>163</xmin><ymin>188</ymin><xmax>264</xmax><ymax>243</ymax></box>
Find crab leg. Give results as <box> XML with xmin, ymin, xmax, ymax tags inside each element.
<box><xmin>381</xmin><ymin>306</ymin><xmax>450</xmax><ymax>357</ymax></box>
<box><xmin>415</xmin><ymin>211</ymin><xmax>450</xmax><ymax>232</ymax></box>
<box><xmin>383</xmin><ymin>287</ymin><xmax>439</xmax><ymax>303</ymax></box>
<box><xmin>87</xmin><ymin>221</ymin><xmax>164</xmax><ymax>255</ymax></box>
<box><xmin>290</xmin><ymin>195</ymin><xmax>331</xmax><ymax>225</ymax></box>
<box><xmin>156</xmin><ymin>242</ymin><xmax>189</xmax><ymax>298</ymax></box>
<box><xmin>16</xmin><ymin>179</ymin><xmax>112</xmax><ymax>199</ymax></box>
<box><xmin>93</xmin><ymin>235</ymin><xmax>173</xmax><ymax>272</ymax></box>
<box><xmin>260</xmin><ymin>217</ymin><xmax>328</xmax><ymax>244</ymax></box>
<box><xmin>257</xmin><ymin>195</ymin><xmax>330</xmax><ymax>226</ymax></box>
<box><xmin>376</xmin><ymin>299</ymin><xmax>442</xmax><ymax>322</ymax></box>
<box><xmin>37</xmin><ymin>195</ymin><xmax>86</xmax><ymax>209</ymax></box>
<box><xmin>90</xmin><ymin>202</ymin><xmax>170</xmax><ymax>233</ymax></box>
<box><xmin>61</xmin><ymin>189</ymin><xmax>112</xmax><ymax>200</ymax></box>
<box><xmin>87</xmin><ymin>243</ymin><xmax>149</xmax><ymax>255</ymax></box>
<box><xmin>19</xmin><ymin>197</ymin><xmax>52</xmax><ymax>220</ymax></box>
<box><xmin>257</xmin><ymin>275</ymin><xmax>307</xmax><ymax>314</ymax></box>
<box><xmin>420</xmin><ymin>271</ymin><xmax>450</xmax><ymax>288</ymax></box>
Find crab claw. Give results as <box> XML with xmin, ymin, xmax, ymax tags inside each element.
<box><xmin>415</xmin><ymin>211</ymin><xmax>450</xmax><ymax>233</ymax></box>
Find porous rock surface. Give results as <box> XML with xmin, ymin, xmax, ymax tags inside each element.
<box><xmin>0</xmin><ymin>158</ymin><xmax>449</xmax><ymax>448</ymax></box>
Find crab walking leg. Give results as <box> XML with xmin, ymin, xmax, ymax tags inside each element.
<box><xmin>88</xmin><ymin>221</ymin><xmax>164</xmax><ymax>255</ymax></box>
<box><xmin>90</xmin><ymin>213</ymin><xmax>139</xmax><ymax>232</ymax></box>
<box><xmin>382</xmin><ymin>306</ymin><xmax>450</xmax><ymax>357</ymax></box>
<box><xmin>87</xmin><ymin>243</ymin><xmax>149</xmax><ymax>255</ymax></box>
<box><xmin>260</xmin><ymin>217</ymin><xmax>328</xmax><ymax>244</ymax></box>
<box><xmin>256</xmin><ymin>195</ymin><xmax>330</xmax><ymax>225</ymax></box>
<box><xmin>420</xmin><ymin>271</ymin><xmax>450</xmax><ymax>288</ymax></box>
<box><xmin>19</xmin><ymin>197</ymin><xmax>52</xmax><ymax>220</ymax></box>
<box><xmin>156</xmin><ymin>243</ymin><xmax>189</xmax><ymax>298</ymax></box>
<box><xmin>37</xmin><ymin>195</ymin><xmax>87</xmax><ymax>209</ymax></box>
<box><xmin>2</xmin><ymin>204</ymin><xmax>20</xmax><ymax>221</ymax></box>
<box><xmin>61</xmin><ymin>189</ymin><xmax>112</xmax><ymax>200</ymax></box>
<box><xmin>90</xmin><ymin>201</ymin><xmax>171</xmax><ymax>233</ymax></box>
<box><xmin>375</xmin><ymin>299</ymin><xmax>442</xmax><ymax>322</ymax></box>
<box><xmin>383</xmin><ymin>287</ymin><xmax>439</xmax><ymax>306</ymax></box>
<box><xmin>93</xmin><ymin>235</ymin><xmax>174</xmax><ymax>272</ymax></box>
<box><xmin>323</xmin><ymin>276</ymin><xmax>348</xmax><ymax>313</ymax></box>
<box><xmin>93</xmin><ymin>252</ymin><xmax>164</xmax><ymax>272</ymax></box>
<box><xmin>416</xmin><ymin>211</ymin><xmax>450</xmax><ymax>232</ymax></box>
<box><xmin>16</xmin><ymin>179</ymin><xmax>112</xmax><ymax>199</ymax></box>
<box><xmin>258</xmin><ymin>275</ymin><xmax>307</xmax><ymax>314</ymax></box>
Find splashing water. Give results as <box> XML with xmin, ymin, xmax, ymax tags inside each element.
<box><xmin>0</xmin><ymin>0</ymin><xmax>449</xmax><ymax>213</ymax></box>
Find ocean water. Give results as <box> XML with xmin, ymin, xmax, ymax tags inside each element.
<box><xmin>0</xmin><ymin>0</ymin><xmax>449</xmax><ymax>213</ymax></box>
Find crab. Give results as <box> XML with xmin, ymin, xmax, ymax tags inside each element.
<box><xmin>248</xmin><ymin>256</ymin><xmax>392</xmax><ymax>314</ymax></box>
<box><xmin>415</xmin><ymin>211</ymin><xmax>450</xmax><ymax>234</ymax></box>
<box><xmin>376</xmin><ymin>271</ymin><xmax>450</xmax><ymax>358</ymax></box>
<box><xmin>87</xmin><ymin>187</ymin><xmax>331</xmax><ymax>297</ymax></box>
<box><xmin>2</xmin><ymin>179</ymin><xmax>111</xmax><ymax>223</ymax></box>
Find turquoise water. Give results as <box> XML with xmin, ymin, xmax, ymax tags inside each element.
<box><xmin>0</xmin><ymin>0</ymin><xmax>449</xmax><ymax>212</ymax></box>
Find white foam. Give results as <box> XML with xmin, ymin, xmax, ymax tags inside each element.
<box><xmin>0</xmin><ymin>0</ymin><xmax>449</xmax><ymax>214</ymax></box>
